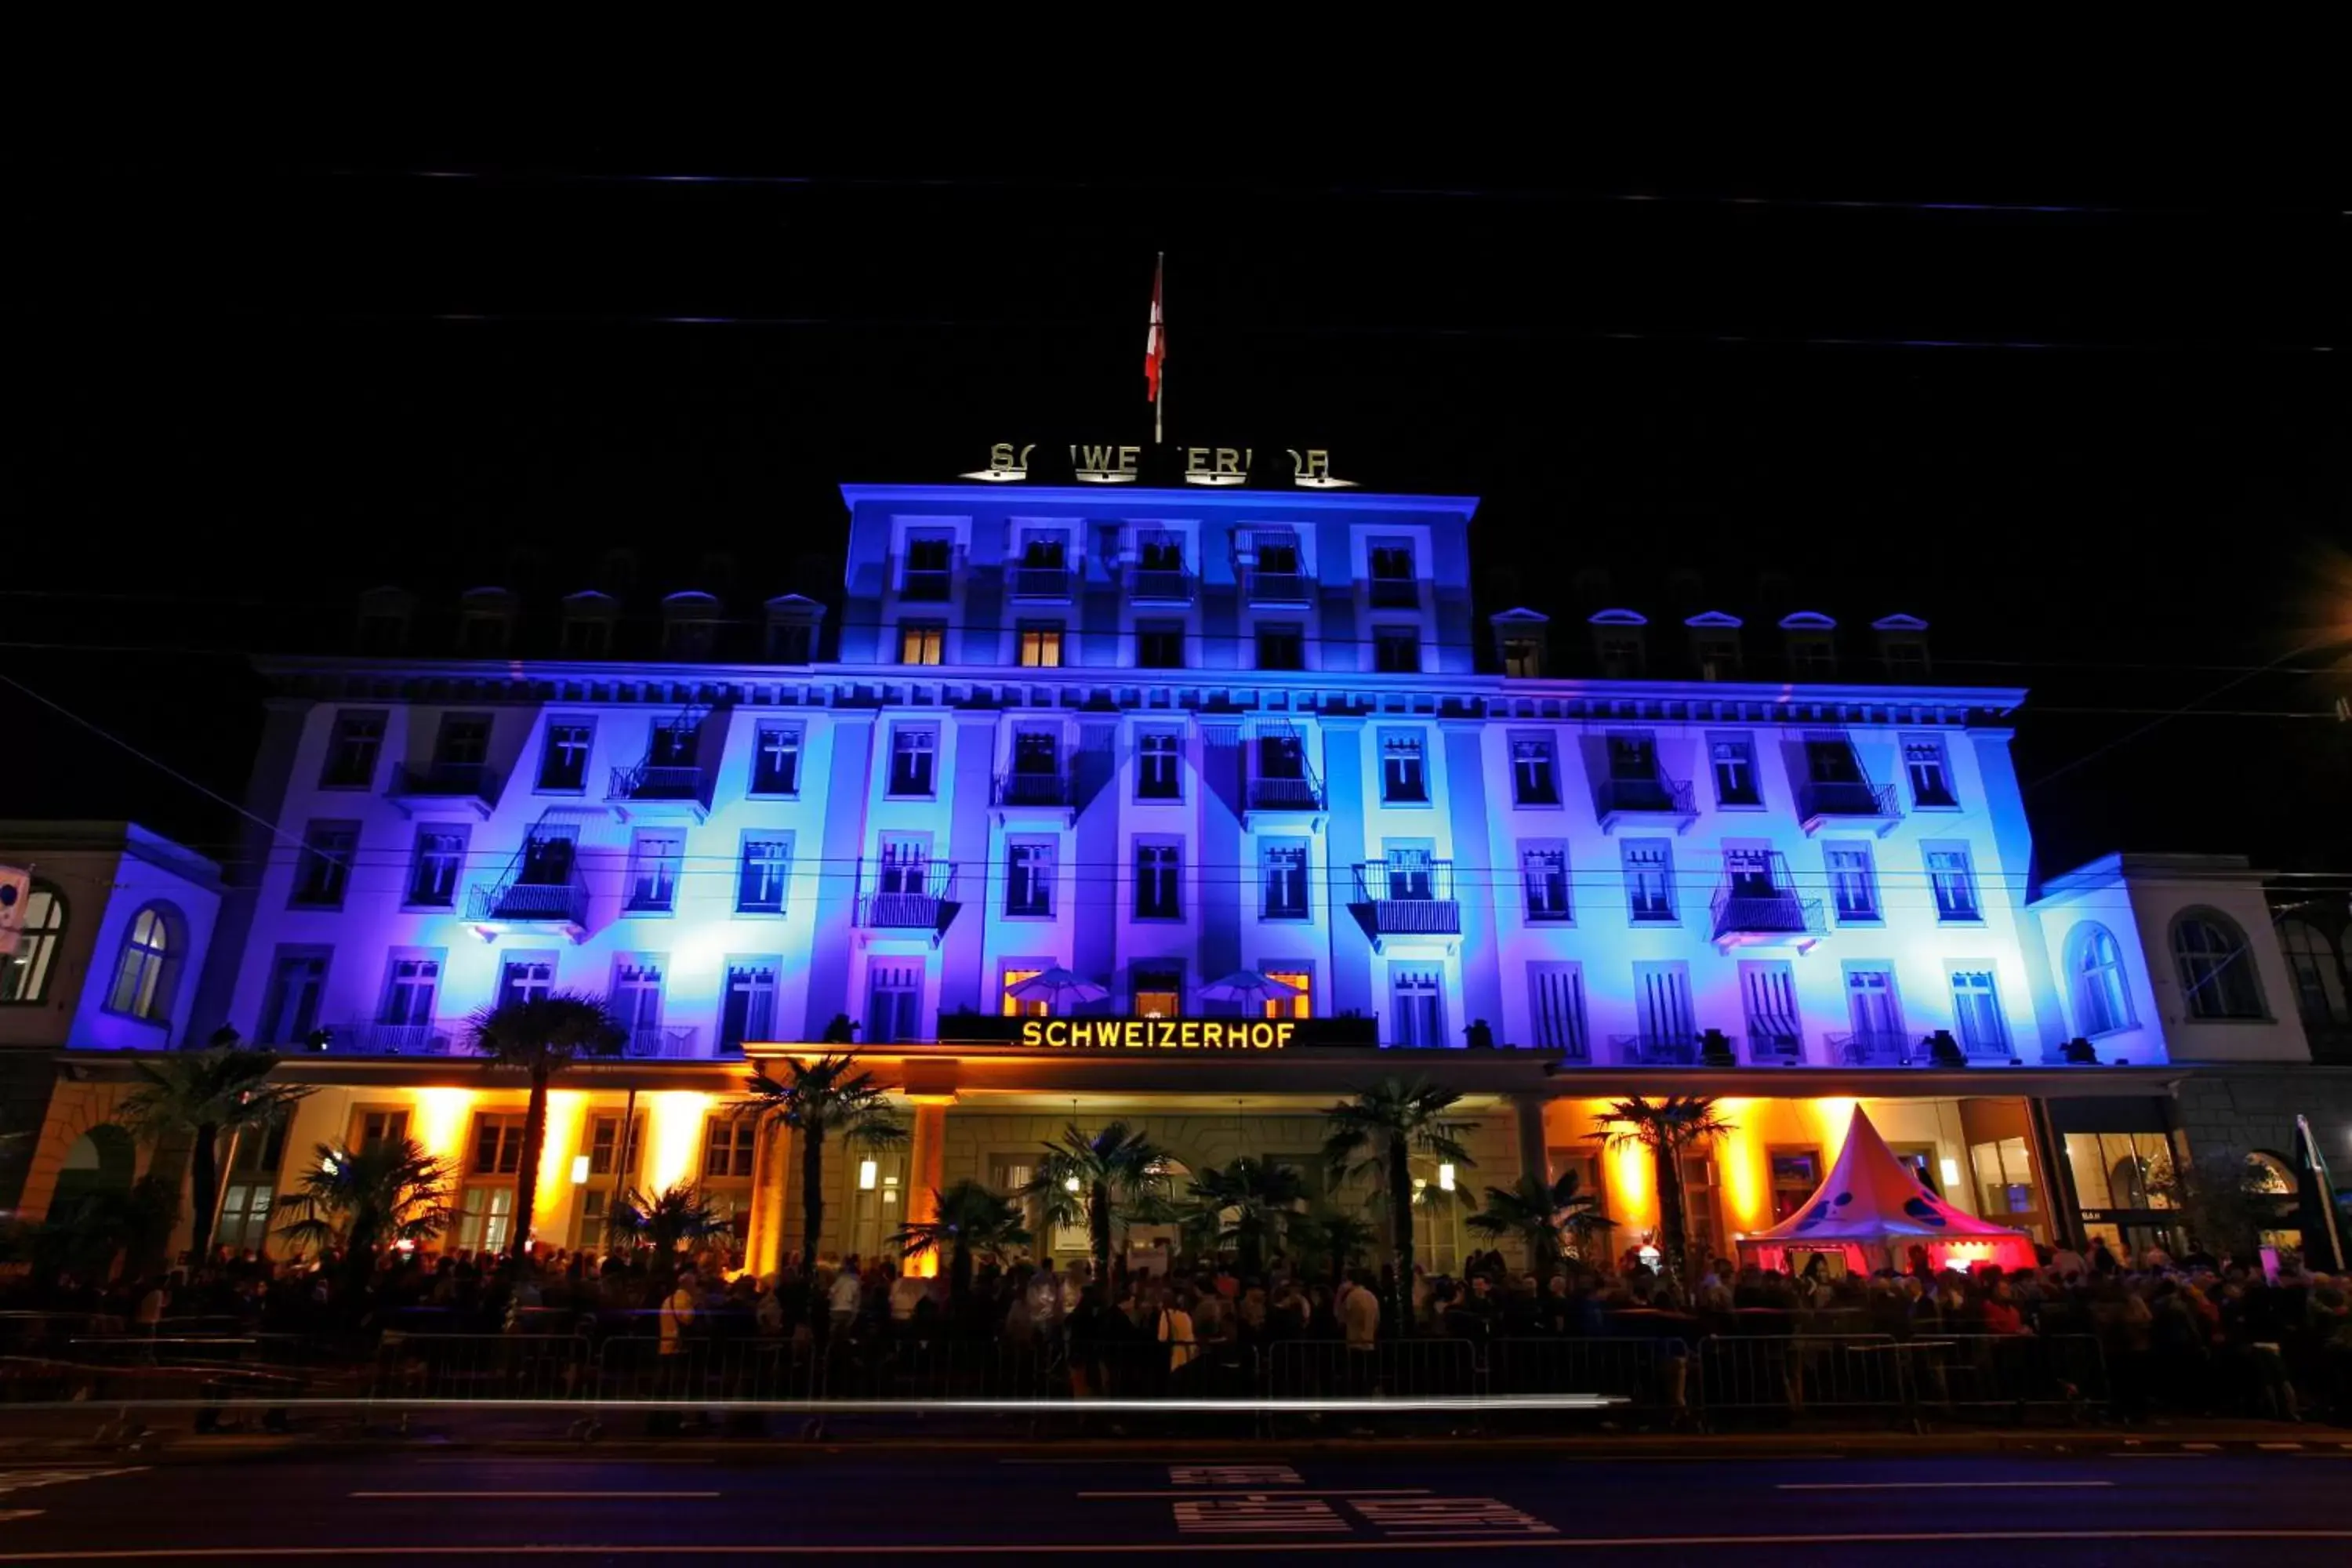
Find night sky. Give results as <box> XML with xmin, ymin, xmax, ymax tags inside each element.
<box><xmin>9</xmin><ymin>167</ymin><xmax>2347</xmax><ymax>885</ymax></box>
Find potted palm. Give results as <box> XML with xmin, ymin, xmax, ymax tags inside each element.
<box><xmin>467</xmin><ymin>991</ymin><xmax>626</xmax><ymax>1262</ymax></box>
<box><xmin>1322</xmin><ymin>1078</ymin><xmax>1478</xmax><ymax>1329</ymax></box>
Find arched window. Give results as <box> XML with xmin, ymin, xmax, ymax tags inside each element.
<box><xmin>0</xmin><ymin>881</ymin><xmax>66</xmax><ymax>1004</ymax></box>
<box><xmin>2278</xmin><ymin>919</ymin><xmax>2348</xmax><ymax>1026</ymax></box>
<box><xmin>2170</xmin><ymin>909</ymin><xmax>2266</xmax><ymax>1021</ymax></box>
<box><xmin>2068</xmin><ymin>922</ymin><xmax>2134</xmax><ymax>1036</ymax></box>
<box><xmin>105</xmin><ymin>902</ymin><xmax>183</xmax><ymax>1023</ymax></box>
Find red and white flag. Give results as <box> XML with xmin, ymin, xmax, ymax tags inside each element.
<box><xmin>1144</xmin><ymin>252</ymin><xmax>1166</xmax><ymax>406</ymax></box>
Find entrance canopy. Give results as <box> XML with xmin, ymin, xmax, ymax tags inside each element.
<box><xmin>1737</xmin><ymin>1105</ymin><xmax>2038</xmax><ymax>1274</ymax></box>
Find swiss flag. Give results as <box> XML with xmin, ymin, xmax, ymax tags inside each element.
<box><xmin>1144</xmin><ymin>255</ymin><xmax>1165</xmax><ymax>403</ymax></box>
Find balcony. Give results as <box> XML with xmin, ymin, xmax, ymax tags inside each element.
<box><xmin>1243</xmin><ymin>568</ymin><xmax>1312</xmax><ymax>605</ymax></box>
<box><xmin>623</xmin><ymin>1025</ymin><xmax>701</xmax><ymax>1059</ymax></box>
<box><xmin>1609</xmin><ymin>1032</ymin><xmax>1701</xmax><ymax>1067</ymax></box>
<box><xmin>855</xmin><ymin>862</ymin><xmax>964</xmax><ymax>947</ymax></box>
<box><xmin>1828</xmin><ymin>1029</ymin><xmax>1913</xmax><ymax>1066</ymax></box>
<box><xmin>466</xmin><ymin>875</ymin><xmax>591</xmax><ymax>940</ymax></box>
<box><xmin>992</xmin><ymin>769</ymin><xmax>1076</xmax><ymax>825</ymax></box>
<box><xmin>900</xmin><ymin>568</ymin><xmax>952</xmax><ymax>602</ymax></box>
<box><xmin>1710</xmin><ymin>886</ymin><xmax>1826</xmax><ymax>953</ymax></box>
<box><xmin>1007</xmin><ymin>565</ymin><xmax>1074</xmax><ymax>601</ymax></box>
<box><xmin>1347</xmin><ymin>861</ymin><xmax>1461</xmax><ymax>951</ymax></box>
<box><xmin>1743</xmin><ymin>1030</ymin><xmax>1806</xmax><ymax>1065</ymax></box>
<box><xmin>1796</xmin><ymin>779</ymin><xmax>1903</xmax><ymax>837</ymax></box>
<box><xmin>607</xmin><ymin>763</ymin><xmax>710</xmax><ymax>822</ymax></box>
<box><xmin>1245</xmin><ymin>775</ymin><xmax>1327</xmax><ymax>833</ymax></box>
<box><xmin>1125</xmin><ymin>567</ymin><xmax>1197</xmax><ymax>604</ymax></box>
<box><xmin>1595</xmin><ymin>774</ymin><xmax>1701</xmax><ymax>835</ymax></box>
<box><xmin>1367</xmin><ymin>577</ymin><xmax>1419</xmax><ymax>610</ymax></box>
<box><xmin>386</xmin><ymin>762</ymin><xmax>502</xmax><ymax>818</ymax></box>
<box><xmin>326</xmin><ymin>1021</ymin><xmax>465</xmax><ymax>1056</ymax></box>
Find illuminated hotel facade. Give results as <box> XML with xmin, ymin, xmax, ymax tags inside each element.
<box><xmin>9</xmin><ymin>459</ymin><xmax>2342</xmax><ymax>1272</ymax></box>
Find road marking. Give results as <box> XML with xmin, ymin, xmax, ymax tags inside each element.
<box><xmin>2182</xmin><ymin>1443</ymin><xmax>2221</xmax><ymax>1450</ymax></box>
<box><xmin>1348</xmin><ymin>1498</ymin><xmax>1556</xmax><ymax>1536</ymax></box>
<box><xmin>0</xmin><ymin>1472</ymin><xmax>147</xmax><ymax>1497</ymax></box>
<box><xmin>2257</xmin><ymin>1443</ymin><xmax>2304</xmax><ymax>1450</ymax></box>
<box><xmin>1171</xmin><ymin>1466</ymin><xmax>1302</xmax><ymax>1486</ymax></box>
<box><xmin>1174</xmin><ymin>1498</ymin><xmax>1348</xmax><ymax>1535</ymax></box>
<box><xmin>1777</xmin><ymin>1482</ymin><xmax>2113</xmax><ymax>1491</ymax></box>
<box><xmin>1083</xmin><ymin>1490</ymin><xmax>1430</xmax><ymax>1498</ymax></box>
<box><xmin>347</xmin><ymin>1491</ymin><xmax>720</xmax><ymax>1500</ymax></box>
<box><xmin>5</xmin><ymin>1531</ymin><xmax>2352</xmax><ymax>1557</ymax></box>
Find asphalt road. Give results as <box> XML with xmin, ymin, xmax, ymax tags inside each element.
<box><xmin>0</xmin><ymin>1447</ymin><xmax>2348</xmax><ymax>1563</ymax></box>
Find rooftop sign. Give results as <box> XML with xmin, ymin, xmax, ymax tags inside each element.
<box><xmin>961</xmin><ymin>444</ymin><xmax>1355</xmax><ymax>489</ymax></box>
<box><xmin>938</xmin><ymin>1016</ymin><xmax>1378</xmax><ymax>1050</ymax></box>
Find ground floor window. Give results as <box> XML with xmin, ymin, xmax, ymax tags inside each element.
<box><xmin>1969</xmin><ymin>1138</ymin><xmax>2040</xmax><ymax>1230</ymax></box>
<box><xmin>459</xmin><ymin>1185</ymin><xmax>515</xmax><ymax>1253</ymax></box>
<box><xmin>216</xmin><ymin>1181</ymin><xmax>278</xmax><ymax>1254</ymax></box>
<box><xmin>1767</xmin><ymin>1147</ymin><xmax>1821</xmax><ymax>1225</ymax></box>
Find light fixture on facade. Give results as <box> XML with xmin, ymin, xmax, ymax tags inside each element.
<box><xmin>572</xmin><ymin>1154</ymin><xmax>592</xmax><ymax>1185</ymax></box>
<box><xmin>1940</xmin><ymin>1157</ymin><xmax>1963</xmax><ymax>1190</ymax></box>
<box><xmin>1438</xmin><ymin>1163</ymin><xmax>1457</xmax><ymax>1192</ymax></box>
<box><xmin>858</xmin><ymin>1159</ymin><xmax>879</xmax><ymax>1191</ymax></box>
<box><xmin>1065</xmin><ymin>1174</ymin><xmax>1082</xmax><ymax>1192</ymax></box>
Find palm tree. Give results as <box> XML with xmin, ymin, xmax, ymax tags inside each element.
<box><xmin>892</xmin><ymin>1178</ymin><xmax>1032</xmax><ymax>1305</ymax></box>
<box><xmin>467</xmin><ymin>991</ymin><xmax>626</xmax><ymax>1263</ymax></box>
<box><xmin>274</xmin><ymin>1136</ymin><xmax>456</xmax><ymax>1280</ymax></box>
<box><xmin>1586</xmin><ymin>1094</ymin><xmax>1734</xmax><ymax>1294</ymax></box>
<box><xmin>740</xmin><ymin>1055</ymin><xmax>907</xmax><ymax>1277</ymax></box>
<box><xmin>1022</xmin><ymin>1122</ymin><xmax>1178</xmax><ymax>1288</ymax></box>
<box><xmin>1465</xmin><ymin>1169</ymin><xmax>1616</xmax><ymax>1279</ymax></box>
<box><xmin>1322</xmin><ymin>1077</ymin><xmax>1477</xmax><ymax>1326</ymax></box>
<box><xmin>114</xmin><ymin>1044</ymin><xmax>314</xmax><ymax>1269</ymax></box>
<box><xmin>1186</xmin><ymin>1156</ymin><xmax>1306</xmax><ymax>1278</ymax></box>
<box><xmin>605</xmin><ymin>1181</ymin><xmax>730</xmax><ymax>1258</ymax></box>
<box><xmin>1292</xmin><ymin>1207</ymin><xmax>1379</xmax><ymax>1288</ymax></box>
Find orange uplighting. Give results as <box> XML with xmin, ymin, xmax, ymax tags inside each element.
<box><xmin>1808</xmin><ymin>1097</ymin><xmax>1859</xmax><ymax>1163</ymax></box>
<box><xmin>532</xmin><ymin>1091</ymin><xmax>589</xmax><ymax>1236</ymax></box>
<box><xmin>1714</xmin><ymin>1099</ymin><xmax>1769</xmax><ymax>1233</ymax></box>
<box><xmin>645</xmin><ymin>1091</ymin><xmax>716</xmax><ymax>1193</ymax></box>
<box><xmin>1609</xmin><ymin>1136</ymin><xmax>1657</xmax><ymax>1236</ymax></box>
<box><xmin>411</xmin><ymin>1087</ymin><xmax>477</xmax><ymax>1167</ymax></box>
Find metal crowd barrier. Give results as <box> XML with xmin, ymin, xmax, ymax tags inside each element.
<box><xmin>1485</xmin><ymin>1336</ymin><xmax>1690</xmax><ymax>1418</ymax></box>
<box><xmin>1697</xmin><ymin>1334</ymin><xmax>1918</xmax><ymax>1429</ymax></box>
<box><xmin>1907</xmin><ymin>1334</ymin><xmax>2107</xmax><ymax>1422</ymax></box>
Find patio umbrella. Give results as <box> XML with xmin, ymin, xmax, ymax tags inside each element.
<box><xmin>1197</xmin><ymin>969</ymin><xmax>1305</xmax><ymax>1005</ymax></box>
<box><xmin>1006</xmin><ymin>967</ymin><xmax>1109</xmax><ymax>1009</ymax></box>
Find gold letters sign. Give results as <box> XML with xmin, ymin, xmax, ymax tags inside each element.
<box><xmin>1019</xmin><ymin>1018</ymin><xmax>1294</xmax><ymax>1051</ymax></box>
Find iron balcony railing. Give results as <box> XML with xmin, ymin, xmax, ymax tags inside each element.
<box><xmin>1367</xmin><ymin>577</ymin><xmax>1419</xmax><ymax>609</ymax></box>
<box><xmin>1744</xmin><ymin>1030</ymin><xmax>1806</xmax><ymax>1065</ymax></box>
<box><xmin>1243</xmin><ymin>568</ymin><xmax>1311</xmax><ymax>604</ymax></box>
<box><xmin>608</xmin><ymin>764</ymin><xmax>703</xmax><ymax>802</ymax></box>
<box><xmin>1597</xmin><ymin>774</ymin><xmax>1698</xmax><ymax>818</ymax></box>
<box><xmin>339</xmin><ymin>1021</ymin><xmax>462</xmax><ymax>1056</ymax></box>
<box><xmin>899</xmin><ymin>568</ymin><xmax>952</xmax><ymax>602</ymax></box>
<box><xmin>857</xmin><ymin>862</ymin><xmax>959</xmax><ymax>928</ymax></box>
<box><xmin>623</xmin><ymin>1025</ymin><xmax>700</xmax><ymax>1059</ymax></box>
<box><xmin>1349</xmin><ymin>862</ymin><xmax>1461</xmax><ymax>935</ymax></box>
<box><xmin>1797</xmin><ymin>779</ymin><xmax>1901</xmax><ymax>821</ymax></box>
<box><xmin>1007</xmin><ymin>565</ymin><xmax>1074</xmax><ymax>600</ymax></box>
<box><xmin>1711</xmin><ymin>886</ymin><xmax>1828</xmax><ymax>942</ymax></box>
<box><xmin>993</xmin><ymin>770</ymin><xmax>1073</xmax><ymax>808</ymax></box>
<box><xmin>1828</xmin><ymin>1029</ymin><xmax>1912</xmax><ymax>1065</ymax></box>
<box><xmin>390</xmin><ymin>762</ymin><xmax>501</xmax><ymax>800</ymax></box>
<box><xmin>1125</xmin><ymin>567</ymin><xmax>1196</xmax><ymax>603</ymax></box>
<box><xmin>1609</xmin><ymin>1031</ymin><xmax>1702</xmax><ymax>1066</ymax></box>
<box><xmin>466</xmin><ymin>876</ymin><xmax>590</xmax><ymax>927</ymax></box>
<box><xmin>1247</xmin><ymin>775</ymin><xmax>1325</xmax><ymax>812</ymax></box>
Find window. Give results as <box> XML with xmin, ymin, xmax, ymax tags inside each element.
<box><xmin>380</xmin><ymin>953</ymin><xmax>440</xmax><ymax>1025</ymax></box>
<box><xmin>1769</xmin><ymin>1149</ymin><xmax>1822</xmax><ymax>1224</ymax></box>
<box><xmin>1787</xmin><ymin>634</ymin><xmax>1836</xmax><ymax>675</ymax></box>
<box><xmin>407</xmin><ymin>826</ymin><xmax>469</xmax><ymax>907</ymax></box>
<box><xmin>1622</xmin><ymin>839</ymin><xmax>1676</xmax><ymax>923</ymax></box>
<box><xmin>901</xmin><ymin>532</ymin><xmax>953</xmax><ymax>599</ymax></box>
<box><xmin>1904</xmin><ymin>738</ymin><xmax>1958</xmax><ymax>808</ymax></box>
<box><xmin>1969</xmin><ymin>1138</ymin><xmax>2039</xmax><ymax>1222</ymax></box>
<box><xmin>702</xmin><ymin>1115</ymin><xmax>757</xmax><ymax>1180</ymax></box>
<box><xmin>2279</xmin><ymin>919</ymin><xmax>2348</xmax><ymax>1025</ymax></box>
<box><xmin>1521</xmin><ymin>841</ymin><xmax>1572</xmax><ymax>922</ymax></box>
<box><xmin>1137</xmin><ymin>620</ymin><xmax>1185</xmax><ymax>669</ymax></box>
<box><xmin>537</xmin><ymin>720</ymin><xmax>595</xmax><ymax>792</ymax></box>
<box><xmin>2062</xmin><ymin>1131</ymin><xmax>2180</xmax><ymax>1212</ymax></box>
<box><xmin>458</xmin><ymin>1187</ymin><xmax>516</xmax><ymax>1253</ymax></box>
<box><xmin>876</xmin><ymin>834</ymin><xmax>930</xmax><ymax>896</ymax></box>
<box><xmin>1384</xmin><ymin>843</ymin><xmax>1437</xmax><ymax>900</ymax></box>
<box><xmin>1137</xmin><ymin>530</ymin><xmax>1184</xmax><ymax>571</ymax></box>
<box><xmin>663</xmin><ymin>608</ymin><xmax>720</xmax><ymax>659</ymax></box>
<box><xmin>1926</xmin><ymin>845</ymin><xmax>1980</xmax><ymax>921</ymax></box>
<box><xmin>1255</xmin><ymin>623</ymin><xmax>1305</xmax><ymax>671</ymax></box>
<box><xmin>866</xmin><ymin>964</ymin><xmax>922</xmax><ymax>1044</ymax></box>
<box><xmin>434</xmin><ymin>713</ymin><xmax>492</xmax><ymax>768</ymax></box>
<box><xmin>1018</xmin><ymin>622</ymin><xmax>1064</xmax><ymax>668</ymax></box>
<box><xmin>472</xmin><ymin>1113</ymin><xmax>528</xmax><ymax>1176</ymax></box>
<box><xmin>1372</xmin><ymin>626</ymin><xmax>1421</xmax><ymax>673</ymax></box>
<box><xmin>624</xmin><ymin>829</ymin><xmax>682</xmax><ymax>913</ymax></box>
<box><xmin>0</xmin><ymin>883</ymin><xmax>64</xmax><ymax>1004</ymax></box>
<box><xmin>898</xmin><ymin>622</ymin><xmax>946</xmax><ymax>665</ymax></box>
<box><xmin>1261</xmin><ymin>841</ymin><xmax>1310</xmax><ymax>920</ymax></box>
<box><xmin>612</xmin><ymin>959</ymin><xmax>664</xmax><ymax>1042</ymax></box>
<box><xmin>1824</xmin><ymin>842</ymin><xmax>1879</xmax><ymax>921</ymax></box>
<box><xmin>768</xmin><ymin>619</ymin><xmax>814</xmax><ymax>662</ymax></box>
<box><xmin>587</xmin><ymin>1112</ymin><xmax>643</xmax><ymax>1178</ymax></box>
<box><xmin>737</xmin><ymin>833</ymin><xmax>793</xmax><ymax>914</ymax></box>
<box><xmin>887</xmin><ymin>727</ymin><xmax>938</xmax><ymax>797</ymax></box>
<box><xmin>1391</xmin><ymin>967</ymin><xmax>1444</xmax><ymax>1047</ymax></box>
<box><xmin>1511</xmin><ymin>735</ymin><xmax>1559</xmax><ymax>806</ymax></box>
<box><xmin>1136</xmin><ymin>731</ymin><xmax>1182</xmax><ymax>800</ymax></box>
<box><xmin>1596</xmin><ymin>634</ymin><xmax>1645</xmax><ymax>677</ymax></box>
<box><xmin>719</xmin><ymin>960</ymin><xmax>778</xmax><ymax>1053</ymax></box>
<box><xmin>2070</xmin><ymin>922</ymin><xmax>2135</xmax><ymax>1036</ymax></box>
<box><xmin>355</xmin><ymin>1109</ymin><xmax>411</xmax><ymax>1151</ymax></box>
<box><xmin>1501</xmin><ymin>637</ymin><xmax>1543</xmax><ymax>678</ymax></box>
<box><xmin>1693</xmin><ymin>633</ymin><xmax>1741</xmax><ymax>681</ymax></box>
<box><xmin>1017</xmin><ymin>528</ymin><xmax>1069</xmax><ymax>569</ymax></box>
<box><xmin>1367</xmin><ymin>539</ymin><xmax>1417</xmax><ymax>608</ymax></box>
<box><xmin>1634</xmin><ymin>961</ymin><xmax>1695</xmax><ymax>1048</ymax></box>
<box><xmin>1001</xmin><ymin>967</ymin><xmax>1048</xmax><ymax>1018</ymax></box>
<box><xmin>1740</xmin><ymin>960</ymin><xmax>1804</xmax><ymax>1063</ymax></box>
<box><xmin>1134</xmin><ymin>965</ymin><xmax>1182</xmax><ymax>1019</ymax></box>
<box><xmin>1005</xmin><ymin>840</ymin><xmax>1056</xmax><ymax>917</ymax></box>
<box><xmin>1134</xmin><ymin>841</ymin><xmax>1181</xmax><ymax>920</ymax></box>
<box><xmin>1948</xmin><ymin>967</ymin><xmax>2010</xmax><ymax>1058</ymax></box>
<box><xmin>1264</xmin><ymin>968</ymin><xmax>1312</xmax><ymax>1019</ymax></box>
<box><xmin>1379</xmin><ymin>731</ymin><xmax>1428</xmax><ymax>804</ymax></box>
<box><xmin>105</xmin><ymin>903</ymin><xmax>180</xmax><ymax>1021</ymax></box>
<box><xmin>2171</xmin><ymin>910</ymin><xmax>2266</xmax><ymax>1020</ymax></box>
<box><xmin>1529</xmin><ymin>962</ymin><xmax>1589</xmax><ymax>1056</ymax></box>
<box><xmin>216</xmin><ymin>1182</ymin><xmax>278</xmax><ymax>1254</ymax></box>
<box><xmin>321</xmin><ymin>710</ymin><xmax>386</xmax><ymax>789</ymax></box>
<box><xmin>257</xmin><ymin>947</ymin><xmax>329</xmax><ymax>1045</ymax></box>
<box><xmin>1254</xmin><ymin>532</ymin><xmax>1301</xmax><ymax>575</ymax></box>
<box><xmin>291</xmin><ymin>821</ymin><xmax>358</xmax><ymax>909</ymax></box>
<box><xmin>561</xmin><ymin>615</ymin><xmax>613</xmax><ymax>656</ymax></box>
<box><xmin>750</xmin><ymin>724</ymin><xmax>802</xmax><ymax>797</ymax></box>
<box><xmin>499</xmin><ymin>955</ymin><xmax>555</xmax><ymax>1009</ymax></box>
<box><xmin>1804</xmin><ymin>735</ymin><xmax>1863</xmax><ymax>784</ymax></box>
<box><xmin>1843</xmin><ymin>965</ymin><xmax>1904</xmax><ymax>1047</ymax></box>
<box><xmin>1606</xmin><ymin>731</ymin><xmax>1658</xmax><ymax>784</ymax></box>
<box><xmin>1709</xmin><ymin>735</ymin><xmax>1760</xmax><ymax>807</ymax></box>
<box><xmin>1883</xmin><ymin>639</ymin><xmax>1929</xmax><ymax>679</ymax></box>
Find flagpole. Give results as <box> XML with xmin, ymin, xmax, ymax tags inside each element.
<box><xmin>1153</xmin><ymin>250</ymin><xmax>1164</xmax><ymax>445</ymax></box>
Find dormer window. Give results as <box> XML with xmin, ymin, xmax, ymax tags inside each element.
<box><xmin>561</xmin><ymin>592</ymin><xmax>618</xmax><ymax>657</ymax></box>
<box><xmin>1502</xmin><ymin>637</ymin><xmax>1543</xmax><ymax>677</ymax></box>
<box><xmin>1491</xmin><ymin>609</ymin><xmax>1550</xmax><ymax>678</ymax></box>
<box><xmin>764</xmin><ymin>594</ymin><xmax>825</xmax><ymax>664</ymax></box>
<box><xmin>1780</xmin><ymin>612</ymin><xmax>1839</xmax><ymax>677</ymax></box>
<box><xmin>1686</xmin><ymin>612</ymin><xmax>1744</xmax><ymax>681</ymax></box>
<box><xmin>1873</xmin><ymin>615</ymin><xmax>1932</xmax><ymax>680</ymax></box>
<box><xmin>456</xmin><ymin>589</ymin><xmax>517</xmax><ymax>655</ymax></box>
<box><xmin>662</xmin><ymin>593</ymin><xmax>724</xmax><ymax>659</ymax></box>
<box><xmin>355</xmin><ymin>586</ymin><xmax>413</xmax><ymax>655</ymax></box>
<box><xmin>1588</xmin><ymin>610</ymin><xmax>1648</xmax><ymax>678</ymax></box>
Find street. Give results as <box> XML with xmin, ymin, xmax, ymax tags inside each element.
<box><xmin>0</xmin><ymin>1446</ymin><xmax>2348</xmax><ymax>1563</ymax></box>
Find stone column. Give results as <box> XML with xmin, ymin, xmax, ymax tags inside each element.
<box><xmin>901</xmin><ymin>1098</ymin><xmax>951</xmax><ymax>1276</ymax></box>
<box><xmin>750</xmin><ymin>1112</ymin><xmax>793</xmax><ymax>1278</ymax></box>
